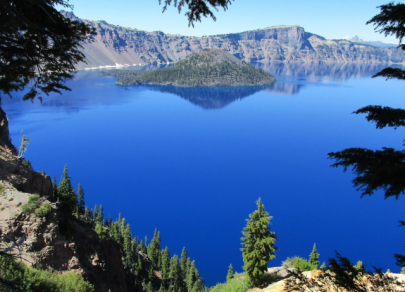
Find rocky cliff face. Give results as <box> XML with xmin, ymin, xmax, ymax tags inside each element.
<box><xmin>61</xmin><ymin>12</ymin><xmax>405</xmax><ymax>69</ymax></box>
<box><xmin>0</xmin><ymin>105</ymin><xmax>52</xmax><ymax>197</ymax></box>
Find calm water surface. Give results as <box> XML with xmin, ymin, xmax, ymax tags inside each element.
<box><xmin>3</xmin><ymin>63</ymin><xmax>405</xmax><ymax>286</ymax></box>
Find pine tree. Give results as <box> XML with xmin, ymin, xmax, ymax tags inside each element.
<box><xmin>95</xmin><ymin>221</ymin><xmax>107</xmax><ymax>240</ymax></box>
<box><xmin>226</xmin><ymin>264</ymin><xmax>233</xmax><ymax>282</ymax></box>
<box><xmin>123</xmin><ymin>224</ymin><xmax>133</xmax><ymax>267</ymax></box>
<box><xmin>354</xmin><ymin>260</ymin><xmax>365</xmax><ymax>272</ymax></box>
<box><xmin>241</xmin><ymin>198</ymin><xmax>277</xmax><ymax>285</ymax></box>
<box><xmin>169</xmin><ymin>255</ymin><xmax>181</xmax><ymax>292</ymax></box>
<box><xmin>186</xmin><ymin>261</ymin><xmax>198</xmax><ymax>291</ymax></box>
<box><xmin>161</xmin><ymin>246</ymin><xmax>171</xmax><ymax>289</ymax></box>
<box><xmin>148</xmin><ymin>265</ymin><xmax>155</xmax><ymax>283</ymax></box>
<box><xmin>180</xmin><ymin>247</ymin><xmax>188</xmax><ymax>278</ymax></box>
<box><xmin>309</xmin><ymin>243</ymin><xmax>320</xmax><ymax>269</ymax></box>
<box><xmin>320</xmin><ymin>262</ymin><xmax>327</xmax><ymax>271</ymax></box>
<box><xmin>84</xmin><ymin>207</ymin><xmax>90</xmax><ymax>222</ymax></box>
<box><xmin>77</xmin><ymin>183</ymin><xmax>85</xmax><ymax>214</ymax></box>
<box><xmin>75</xmin><ymin>205</ymin><xmax>79</xmax><ymax>218</ymax></box>
<box><xmin>57</xmin><ymin>165</ymin><xmax>77</xmax><ymax>214</ymax></box>
<box><xmin>98</xmin><ymin>204</ymin><xmax>104</xmax><ymax>224</ymax></box>
<box><xmin>147</xmin><ymin>281</ymin><xmax>154</xmax><ymax>292</ymax></box>
<box><xmin>148</xmin><ymin>228</ymin><xmax>161</xmax><ymax>268</ymax></box>
<box><xmin>137</xmin><ymin>255</ymin><xmax>145</xmax><ymax>280</ymax></box>
<box><xmin>93</xmin><ymin>204</ymin><xmax>99</xmax><ymax>221</ymax></box>
<box><xmin>108</xmin><ymin>214</ymin><xmax>113</xmax><ymax>225</ymax></box>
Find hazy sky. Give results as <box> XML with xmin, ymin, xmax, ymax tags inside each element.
<box><xmin>61</xmin><ymin>0</ymin><xmax>399</xmax><ymax>43</ymax></box>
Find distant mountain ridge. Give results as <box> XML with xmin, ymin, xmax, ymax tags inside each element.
<box><xmin>61</xmin><ymin>11</ymin><xmax>405</xmax><ymax>69</ymax></box>
<box><xmin>348</xmin><ymin>35</ymin><xmax>397</xmax><ymax>48</ymax></box>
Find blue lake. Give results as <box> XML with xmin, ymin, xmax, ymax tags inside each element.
<box><xmin>3</xmin><ymin>63</ymin><xmax>405</xmax><ymax>287</ymax></box>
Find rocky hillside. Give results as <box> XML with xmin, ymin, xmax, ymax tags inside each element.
<box><xmin>61</xmin><ymin>11</ymin><xmax>405</xmax><ymax>69</ymax></box>
<box><xmin>0</xmin><ymin>107</ymin><xmax>130</xmax><ymax>291</ymax></box>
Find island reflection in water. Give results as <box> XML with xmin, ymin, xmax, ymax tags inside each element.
<box><xmin>146</xmin><ymin>85</ymin><xmax>276</xmax><ymax>109</ymax></box>
<box><xmin>139</xmin><ymin>62</ymin><xmax>401</xmax><ymax>109</ymax></box>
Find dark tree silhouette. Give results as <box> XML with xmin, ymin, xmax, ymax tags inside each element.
<box><xmin>328</xmin><ymin>2</ymin><xmax>405</xmax><ymax>267</ymax></box>
<box><xmin>328</xmin><ymin>3</ymin><xmax>405</xmax><ymax>200</ymax></box>
<box><xmin>0</xmin><ymin>0</ymin><xmax>95</xmax><ymax>102</ymax></box>
<box><xmin>159</xmin><ymin>0</ymin><xmax>233</xmax><ymax>27</ymax></box>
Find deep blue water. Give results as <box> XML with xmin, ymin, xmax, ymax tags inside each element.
<box><xmin>3</xmin><ymin>63</ymin><xmax>405</xmax><ymax>287</ymax></box>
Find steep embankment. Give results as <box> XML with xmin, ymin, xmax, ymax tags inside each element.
<box><xmin>0</xmin><ymin>107</ymin><xmax>130</xmax><ymax>291</ymax></box>
<box><xmin>61</xmin><ymin>11</ymin><xmax>405</xmax><ymax>69</ymax></box>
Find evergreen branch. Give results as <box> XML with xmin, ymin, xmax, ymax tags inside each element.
<box><xmin>328</xmin><ymin>147</ymin><xmax>405</xmax><ymax>199</ymax></box>
<box><xmin>353</xmin><ymin>106</ymin><xmax>405</xmax><ymax>129</ymax></box>
<box><xmin>372</xmin><ymin>67</ymin><xmax>405</xmax><ymax>80</ymax></box>
<box><xmin>367</xmin><ymin>2</ymin><xmax>405</xmax><ymax>46</ymax></box>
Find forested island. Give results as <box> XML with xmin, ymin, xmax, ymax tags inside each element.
<box><xmin>109</xmin><ymin>49</ymin><xmax>276</xmax><ymax>87</ymax></box>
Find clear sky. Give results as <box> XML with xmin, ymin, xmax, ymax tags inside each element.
<box><xmin>61</xmin><ymin>0</ymin><xmax>399</xmax><ymax>43</ymax></box>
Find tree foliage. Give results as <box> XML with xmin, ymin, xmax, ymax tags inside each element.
<box><xmin>328</xmin><ymin>2</ymin><xmax>405</xmax><ymax>200</ymax></box>
<box><xmin>241</xmin><ymin>198</ymin><xmax>277</xmax><ymax>285</ymax></box>
<box><xmin>328</xmin><ymin>1</ymin><xmax>405</xmax><ymax>270</ymax></box>
<box><xmin>158</xmin><ymin>0</ymin><xmax>233</xmax><ymax>27</ymax></box>
<box><xmin>226</xmin><ymin>264</ymin><xmax>233</xmax><ymax>282</ymax></box>
<box><xmin>57</xmin><ymin>165</ymin><xmax>77</xmax><ymax>213</ymax></box>
<box><xmin>0</xmin><ymin>0</ymin><xmax>95</xmax><ymax>102</ymax></box>
<box><xmin>309</xmin><ymin>243</ymin><xmax>320</xmax><ymax>269</ymax></box>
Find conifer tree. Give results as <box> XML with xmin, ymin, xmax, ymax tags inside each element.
<box><xmin>57</xmin><ymin>165</ymin><xmax>77</xmax><ymax>214</ymax></box>
<box><xmin>108</xmin><ymin>214</ymin><xmax>113</xmax><ymax>226</ymax></box>
<box><xmin>137</xmin><ymin>255</ymin><xmax>145</xmax><ymax>280</ymax></box>
<box><xmin>98</xmin><ymin>204</ymin><xmax>104</xmax><ymax>223</ymax></box>
<box><xmin>148</xmin><ymin>265</ymin><xmax>155</xmax><ymax>283</ymax></box>
<box><xmin>147</xmin><ymin>281</ymin><xmax>154</xmax><ymax>292</ymax></box>
<box><xmin>139</xmin><ymin>240</ymin><xmax>145</xmax><ymax>252</ymax></box>
<box><xmin>75</xmin><ymin>205</ymin><xmax>80</xmax><ymax>218</ymax></box>
<box><xmin>95</xmin><ymin>221</ymin><xmax>107</xmax><ymax>240</ymax></box>
<box><xmin>161</xmin><ymin>247</ymin><xmax>171</xmax><ymax>289</ymax></box>
<box><xmin>84</xmin><ymin>207</ymin><xmax>90</xmax><ymax>222</ymax></box>
<box><xmin>241</xmin><ymin>198</ymin><xmax>277</xmax><ymax>285</ymax></box>
<box><xmin>109</xmin><ymin>222</ymin><xmax>119</xmax><ymax>242</ymax></box>
<box><xmin>226</xmin><ymin>264</ymin><xmax>233</xmax><ymax>282</ymax></box>
<box><xmin>77</xmin><ymin>183</ymin><xmax>85</xmax><ymax>214</ymax></box>
<box><xmin>148</xmin><ymin>229</ymin><xmax>161</xmax><ymax>268</ymax></box>
<box><xmin>186</xmin><ymin>261</ymin><xmax>198</xmax><ymax>291</ymax></box>
<box><xmin>354</xmin><ymin>260</ymin><xmax>365</xmax><ymax>272</ymax></box>
<box><xmin>93</xmin><ymin>204</ymin><xmax>99</xmax><ymax>221</ymax></box>
<box><xmin>309</xmin><ymin>243</ymin><xmax>320</xmax><ymax>269</ymax></box>
<box><xmin>169</xmin><ymin>255</ymin><xmax>181</xmax><ymax>292</ymax></box>
<box><xmin>320</xmin><ymin>262</ymin><xmax>327</xmax><ymax>271</ymax></box>
<box><xmin>123</xmin><ymin>224</ymin><xmax>133</xmax><ymax>266</ymax></box>
<box><xmin>180</xmin><ymin>247</ymin><xmax>188</xmax><ymax>278</ymax></box>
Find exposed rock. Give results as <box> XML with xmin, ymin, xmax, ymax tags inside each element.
<box><xmin>0</xmin><ymin>190</ymin><xmax>129</xmax><ymax>292</ymax></box>
<box><xmin>0</xmin><ymin>104</ymin><xmax>17</xmax><ymax>154</ymax></box>
<box><xmin>61</xmin><ymin>12</ymin><xmax>405</xmax><ymax>69</ymax></box>
<box><xmin>0</xmin><ymin>144</ymin><xmax>52</xmax><ymax>197</ymax></box>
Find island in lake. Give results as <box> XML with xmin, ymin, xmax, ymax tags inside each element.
<box><xmin>111</xmin><ymin>49</ymin><xmax>276</xmax><ymax>87</ymax></box>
